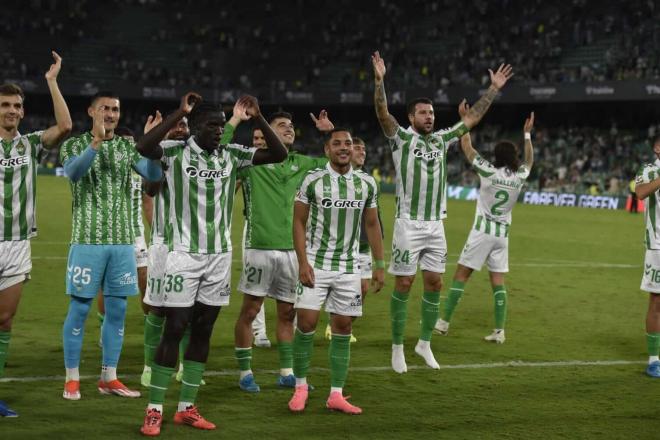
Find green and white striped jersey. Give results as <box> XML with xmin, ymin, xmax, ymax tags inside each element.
<box><xmin>1</xmin><ymin>131</ymin><xmax>44</xmax><ymax>241</ymax></box>
<box><xmin>388</xmin><ymin>123</ymin><xmax>468</xmax><ymax>221</ymax></box>
<box><xmin>471</xmin><ymin>155</ymin><xmax>529</xmax><ymax>238</ymax></box>
<box><xmin>160</xmin><ymin>137</ymin><xmax>257</xmax><ymax>254</ymax></box>
<box><xmin>636</xmin><ymin>160</ymin><xmax>660</xmax><ymax>250</ymax></box>
<box><xmin>149</xmin><ymin>180</ymin><xmax>169</xmax><ymax>246</ymax></box>
<box><xmin>296</xmin><ymin>163</ymin><xmax>378</xmax><ymax>273</ymax></box>
<box><xmin>60</xmin><ymin>132</ymin><xmax>141</xmax><ymax>244</ymax></box>
<box><xmin>130</xmin><ymin>171</ymin><xmax>145</xmax><ymax>239</ymax></box>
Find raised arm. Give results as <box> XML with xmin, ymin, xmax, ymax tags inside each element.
<box><xmin>461</xmin><ymin>64</ymin><xmax>514</xmax><ymax>130</ymax></box>
<box><xmin>137</xmin><ymin>92</ymin><xmax>200</xmax><ymax>160</ymax></box>
<box><xmin>372</xmin><ymin>51</ymin><xmax>399</xmax><ymax>138</ymax></box>
<box><xmin>242</xmin><ymin>96</ymin><xmax>287</xmax><ymax>165</ymax></box>
<box><xmin>41</xmin><ymin>51</ymin><xmax>72</xmax><ymax>148</ymax></box>
<box><xmin>523</xmin><ymin>112</ymin><xmax>535</xmax><ymax>170</ymax></box>
<box><xmin>457</xmin><ymin>101</ymin><xmax>478</xmax><ymax>163</ymax></box>
<box><xmin>364</xmin><ymin>207</ymin><xmax>384</xmax><ymax>293</ymax></box>
<box><xmin>293</xmin><ymin>201</ymin><xmax>314</xmax><ymax>288</ymax></box>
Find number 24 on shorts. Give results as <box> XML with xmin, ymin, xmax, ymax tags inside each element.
<box><xmin>392</xmin><ymin>248</ymin><xmax>410</xmax><ymax>265</ymax></box>
<box><xmin>163</xmin><ymin>274</ymin><xmax>183</xmax><ymax>293</ymax></box>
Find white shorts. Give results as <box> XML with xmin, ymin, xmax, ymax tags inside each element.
<box><xmin>641</xmin><ymin>250</ymin><xmax>660</xmax><ymax>293</ymax></box>
<box><xmin>160</xmin><ymin>251</ymin><xmax>232</xmax><ymax>307</ymax></box>
<box><xmin>457</xmin><ymin>230</ymin><xmax>509</xmax><ymax>273</ymax></box>
<box><xmin>359</xmin><ymin>252</ymin><xmax>372</xmax><ymax>279</ymax></box>
<box><xmin>135</xmin><ymin>235</ymin><xmax>148</xmax><ymax>268</ymax></box>
<box><xmin>143</xmin><ymin>243</ymin><xmax>169</xmax><ymax>307</ymax></box>
<box><xmin>388</xmin><ymin>218</ymin><xmax>447</xmax><ymax>275</ymax></box>
<box><xmin>0</xmin><ymin>240</ymin><xmax>31</xmax><ymax>290</ymax></box>
<box><xmin>238</xmin><ymin>249</ymin><xmax>298</xmax><ymax>303</ymax></box>
<box><xmin>295</xmin><ymin>269</ymin><xmax>362</xmax><ymax>317</ymax></box>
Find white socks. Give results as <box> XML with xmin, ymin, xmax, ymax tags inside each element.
<box><xmin>101</xmin><ymin>365</ymin><xmax>117</xmax><ymax>382</ymax></box>
<box><xmin>66</xmin><ymin>367</ymin><xmax>79</xmax><ymax>382</ymax></box>
<box><xmin>391</xmin><ymin>344</ymin><xmax>407</xmax><ymax>374</ymax></box>
<box><xmin>414</xmin><ymin>340</ymin><xmax>440</xmax><ymax>369</ymax></box>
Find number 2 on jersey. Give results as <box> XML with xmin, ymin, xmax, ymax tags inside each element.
<box><xmin>490</xmin><ymin>190</ymin><xmax>509</xmax><ymax>215</ymax></box>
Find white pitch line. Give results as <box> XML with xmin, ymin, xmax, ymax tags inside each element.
<box><xmin>0</xmin><ymin>359</ymin><xmax>645</xmax><ymax>383</ymax></box>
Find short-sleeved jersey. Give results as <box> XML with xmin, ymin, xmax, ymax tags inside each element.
<box><xmin>240</xmin><ymin>151</ymin><xmax>327</xmax><ymax>250</ymax></box>
<box><xmin>161</xmin><ymin>137</ymin><xmax>257</xmax><ymax>254</ymax></box>
<box><xmin>60</xmin><ymin>132</ymin><xmax>141</xmax><ymax>244</ymax></box>
<box><xmin>388</xmin><ymin>123</ymin><xmax>468</xmax><ymax>221</ymax></box>
<box><xmin>636</xmin><ymin>159</ymin><xmax>660</xmax><ymax>250</ymax></box>
<box><xmin>1</xmin><ymin>131</ymin><xmax>44</xmax><ymax>241</ymax></box>
<box><xmin>130</xmin><ymin>171</ymin><xmax>145</xmax><ymax>239</ymax></box>
<box><xmin>296</xmin><ymin>164</ymin><xmax>378</xmax><ymax>273</ymax></box>
<box><xmin>471</xmin><ymin>155</ymin><xmax>529</xmax><ymax>238</ymax></box>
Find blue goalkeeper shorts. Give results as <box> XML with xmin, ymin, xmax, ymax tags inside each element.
<box><xmin>65</xmin><ymin>244</ymin><xmax>138</xmax><ymax>298</ymax></box>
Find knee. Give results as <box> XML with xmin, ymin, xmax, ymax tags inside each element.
<box><xmin>395</xmin><ymin>276</ymin><xmax>414</xmax><ymax>292</ymax></box>
<box><xmin>163</xmin><ymin>316</ymin><xmax>189</xmax><ymax>340</ymax></box>
<box><xmin>0</xmin><ymin>311</ymin><xmax>14</xmax><ymax>331</ymax></box>
<box><xmin>241</xmin><ymin>304</ymin><xmax>260</xmax><ymax>323</ymax></box>
<box><xmin>332</xmin><ymin>320</ymin><xmax>352</xmax><ymax>335</ymax></box>
<box><xmin>428</xmin><ymin>279</ymin><xmax>443</xmax><ymax>292</ymax></box>
<box><xmin>104</xmin><ymin>297</ymin><xmax>127</xmax><ymax>321</ymax></box>
<box><xmin>277</xmin><ymin>306</ymin><xmax>296</xmax><ymax>323</ymax></box>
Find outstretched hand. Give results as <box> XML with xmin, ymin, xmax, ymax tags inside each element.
<box><xmin>179</xmin><ymin>92</ymin><xmax>202</xmax><ymax>114</ymax></box>
<box><xmin>310</xmin><ymin>110</ymin><xmax>334</xmax><ymax>132</ymax></box>
<box><xmin>232</xmin><ymin>97</ymin><xmax>251</xmax><ymax>121</ymax></box>
<box><xmin>45</xmin><ymin>51</ymin><xmax>62</xmax><ymax>81</ymax></box>
<box><xmin>458</xmin><ymin>99</ymin><xmax>470</xmax><ymax>118</ymax></box>
<box><xmin>144</xmin><ymin>111</ymin><xmax>163</xmax><ymax>134</ymax></box>
<box><xmin>372</xmin><ymin>51</ymin><xmax>386</xmax><ymax>81</ymax></box>
<box><xmin>524</xmin><ymin>111</ymin><xmax>535</xmax><ymax>133</ymax></box>
<box><xmin>241</xmin><ymin>95</ymin><xmax>261</xmax><ymax>118</ymax></box>
<box><xmin>488</xmin><ymin>64</ymin><xmax>514</xmax><ymax>90</ymax></box>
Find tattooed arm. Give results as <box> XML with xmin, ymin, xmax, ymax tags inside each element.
<box><xmin>461</xmin><ymin>64</ymin><xmax>514</xmax><ymax>130</ymax></box>
<box><xmin>372</xmin><ymin>51</ymin><xmax>399</xmax><ymax>138</ymax></box>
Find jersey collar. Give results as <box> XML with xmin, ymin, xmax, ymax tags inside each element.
<box><xmin>326</xmin><ymin>162</ymin><xmax>353</xmax><ymax>180</ymax></box>
<box><xmin>188</xmin><ymin>136</ymin><xmax>218</xmax><ymax>157</ymax></box>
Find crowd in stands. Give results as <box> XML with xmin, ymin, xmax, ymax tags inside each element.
<box><xmin>1</xmin><ymin>0</ymin><xmax>659</xmax><ymax>96</ymax></box>
<box><xmin>21</xmin><ymin>107</ymin><xmax>657</xmax><ymax>198</ymax></box>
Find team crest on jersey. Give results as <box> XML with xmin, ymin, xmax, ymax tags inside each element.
<box><xmin>321</xmin><ymin>198</ymin><xmax>364</xmax><ymax>209</ymax></box>
<box><xmin>16</xmin><ymin>142</ymin><xmax>26</xmax><ymax>155</ymax></box>
<box><xmin>413</xmin><ymin>148</ymin><xmax>443</xmax><ymax>160</ymax></box>
<box><xmin>185</xmin><ymin>166</ymin><xmax>230</xmax><ymax>179</ymax></box>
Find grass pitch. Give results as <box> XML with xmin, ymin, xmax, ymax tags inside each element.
<box><xmin>1</xmin><ymin>175</ymin><xmax>657</xmax><ymax>439</ymax></box>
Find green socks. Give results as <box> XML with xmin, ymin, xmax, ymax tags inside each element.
<box><xmin>235</xmin><ymin>347</ymin><xmax>252</xmax><ymax>372</ymax></box>
<box><xmin>329</xmin><ymin>334</ymin><xmax>351</xmax><ymax>388</ymax></box>
<box><xmin>179</xmin><ymin>360</ymin><xmax>205</xmax><ymax>404</ymax></box>
<box><xmin>179</xmin><ymin>326</ymin><xmax>191</xmax><ymax>362</ymax></box>
<box><xmin>390</xmin><ymin>290</ymin><xmax>409</xmax><ymax>345</ymax></box>
<box><xmin>420</xmin><ymin>291</ymin><xmax>441</xmax><ymax>341</ymax></box>
<box><xmin>443</xmin><ymin>280</ymin><xmax>465</xmax><ymax>322</ymax></box>
<box><xmin>278</xmin><ymin>341</ymin><xmax>293</xmax><ymax>370</ymax></box>
<box><xmin>0</xmin><ymin>330</ymin><xmax>10</xmax><ymax>377</ymax></box>
<box><xmin>293</xmin><ymin>329</ymin><xmax>315</xmax><ymax>379</ymax></box>
<box><xmin>647</xmin><ymin>333</ymin><xmax>660</xmax><ymax>357</ymax></box>
<box><xmin>493</xmin><ymin>285</ymin><xmax>507</xmax><ymax>329</ymax></box>
<box><xmin>144</xmin><ymin>313</ymin><xmax>165</xmax><ymax>368</ymax></box>
<box><xmin>149</xmin><ymin>363</ymin><xmax>176</xmax><ymax>405</ymax></box>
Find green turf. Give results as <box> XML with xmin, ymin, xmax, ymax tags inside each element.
<box><xmin>1</xmin><ymin>175</ymin><xmax>659</xmax><ymax>439</ymax></box>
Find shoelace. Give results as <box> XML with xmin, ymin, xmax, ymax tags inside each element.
<box><xmin>146</xmin><ymin>411</ymin><xmax>161</xmax><ymax>425</ymax></box>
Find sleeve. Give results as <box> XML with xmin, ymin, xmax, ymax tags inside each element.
<box><xmin>59</xmin><ymin>136</ymin><xmax>79</xmax><ymax>165</ymax></box>
<box><xmin>435</xmin><ymin>121</ymin><xmax>469</xmax><ymax>147</ymax></box>
<box><xmin>365</xmin><ymin>177</ymin><xmax>379</xmax><ymax>209</ymax></box>
<box><xmin>227</xmin><ymin>143</ymin><xmax>258</xmax><ymax>169</ymax></box>
<box><xmin>636</xmin><ymin>164</ymin><xmax>660</xmax><ymax>185</ymax></box>
<box><xmin>517</xmin><ymin>165</ymin><xmax>531</xmax><ymax>180</ymax></box>
<box><xmin>220</xmin><ymin>122</ymin><xmax>235</xmax><ymax>145</ymax></box>
<box><xmin>295</xmin><ymin>173</ymin><xmax>314</xmax><ymax>204</ymax></box>
<box><xmin>63</xmin><ymin>146</ymin><xmax>97</xmax><ymax>182</ymax></box>
<box><xmin>129</xmin><ymin>141</ymin><xmax>142</xmax><ymax>166</ymax></box>
<box><xmin>160</xmin><ymin>140</ymin><xmax>185</xmax><ymax>165</ymax></box>
<box><xmin>133</xmin><ymin>158</ymin><xmax>163</xmax><ymax>182</ymax></box>
<box><xmin>471</xmin><ymin>154</ymin><xmax>497</xmax><ymax>177</ymax></box>
<box><xmin>27</xmin><ymin>130</ymin><xmax>45</xmax><ymax>158</ymax></box>
<box><xmin>387</xmin><ymin>126</ymin><xmax>411</xmax><ymax>152</ymax></box>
